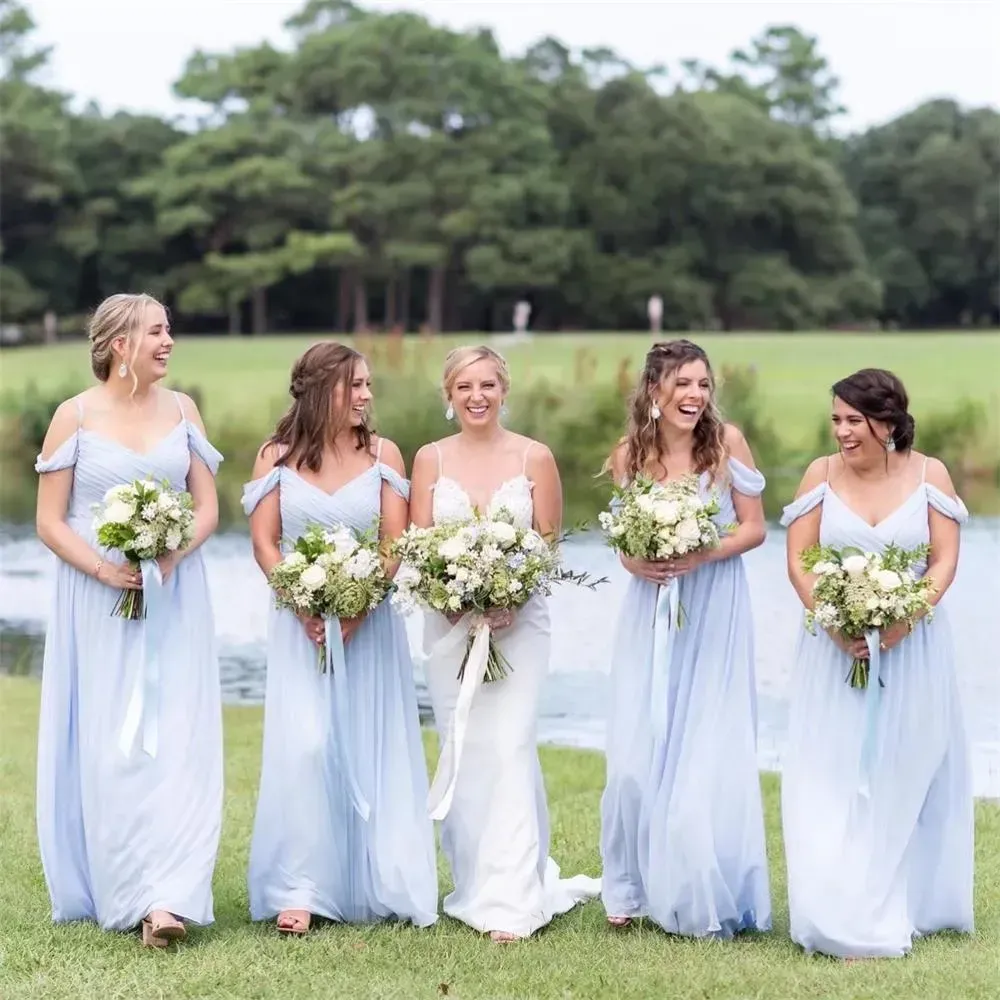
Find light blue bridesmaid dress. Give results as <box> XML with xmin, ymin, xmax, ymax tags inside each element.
<box><xmin>242</xmin><ymin>442</ymin><xmax>438</xmax><ymax>927</ymax></box>
<box><xmin>779</xmin><ymin>458</ymin><xmax>974</xmax><ymax>958</ymax></box>
<box><xmin>600</xmin><ymin>456</ymin><xmax>772</xmax><ymax>937</ymax></box>
<box><xmin>34</xmin><ymin>392</ymin><xmax>224</xmax><ymax>931</ymax></box>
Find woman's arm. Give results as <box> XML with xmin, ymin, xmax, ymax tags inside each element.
<box><xmin>247</xmin><ymin>444</ymin><xmax>284</xmax><ymax>579</ymax></box>
<box><xmin>375</xmin><ymin>437</ymin><xmax>408</xmax><ymax>577</ymax></box>
<box><xmin>784</xmin><ymin>457</ymin><xmax>828</xmax><ymax>610</ymax></box>
<box><xmin>408</xmin><ymin>444</ymin><xmax>438</xmax><ymax>529</ymax></box>
<box><xmin>922</xmin><ymin>457</ymin><xmax>961</xmax><ymax>607</ymax></box>
<box><xmin>527</xmin><ymin>442</ymin><xmax>562</xmax><ymax>540</ymax></box>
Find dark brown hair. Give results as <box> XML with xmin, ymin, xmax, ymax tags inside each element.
<box><xmin>831</xmin><ymin>368</ymin><xmax>915</xmax><ymax>452</ymax></box>
<box><xmin>609</xmin><ymin>339</ymin><xmax>726</xmax><ymax>482</ymax></box>
<box><xmin>268</xmin><ymin>341</ymin><xmax>372</xmax><ymax>472</ymax></box>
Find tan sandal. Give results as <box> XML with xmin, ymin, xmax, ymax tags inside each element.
<box><xmin>141</xmin><ymin>911</ymin><xmax>186</xmax><ymax>947</ymax></box>
<box><xmin>607</xmin><ymin>915</ymin><xmax>632</xmax><ymax>928</ymax></box>
<box><xmin>276</xmin><ymin>909</ymin><xmax>311</xmax><ymax>935</ymax></box>
<box><xmin>489</xmin><ymin>930</ymin><xmax>520</xmax><ymax>943</ymax></box>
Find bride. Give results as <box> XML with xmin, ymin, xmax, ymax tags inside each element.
<box><xmin>409</xmin><ymin>345</ymin><xmax>601</xmax><ymax>941</ymax></box>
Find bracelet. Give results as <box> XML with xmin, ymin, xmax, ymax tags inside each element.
<box><xmin>94</xmin><ymin>558</ymin><xmax>104</xmax><ymax>580</ymax></box>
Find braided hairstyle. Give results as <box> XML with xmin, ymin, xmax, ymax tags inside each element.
<box><xmin>831</xmin><ymin>368</ymin><xmax>915</xmax><ymax>453</ymax></box>
<box><xmin>267</xmin><ymin>341</ymin><xmax>372</xmax><ymax>472</ymax></box>
<box><xmin>611</xmin><ymin>339</ymin><xmax>726</xmax><ymax>483</ymax></box>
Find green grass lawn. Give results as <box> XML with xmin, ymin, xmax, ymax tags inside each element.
<box><xmin>1</xmin><ymin>676</ymin><xmax>998</xmax><ymax>1000</ymax></box>
<box><xmin>2</xmin><ymin>331</ymin><xmax>999</xmax><ymax>449</ymax></box>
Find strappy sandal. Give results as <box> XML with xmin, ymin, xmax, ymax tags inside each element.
<box><xmin>607</xmin><ymin>915</ymin><xmax>632</xmax><ymax>928</ymax></box>
<box><xmin>141</xmin><ymin>911</ymin><xmax>186</xmax><ymax>947</ymax></box>
<box><xmin>276</xmin><ymin>909</ymin><xmax>311</xmax><ymax>935</ymax></box>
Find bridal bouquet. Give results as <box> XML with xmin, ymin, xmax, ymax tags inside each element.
<box><xmin>800</xmin><ymin>542</ymin><xmax>936</xmax><ymax>688</ymax></box>
<box><xmin>391</xmin><ymin>512</ymin><xmax>564</xmax><ymax>682</ymax></box>
<box><xmin>599</xmin><ymin>473</ymin><xmax>730</xmax><ymax>624</ymax></box>
<box><xmin>92</xmin><ymin>478</ymin><xmax>195</xmax><ymax>619</ymax></box>
<box><xmin>269</xmin><ymin>521</ymin><xmax>392</xmax><ymax>671</ymax></box>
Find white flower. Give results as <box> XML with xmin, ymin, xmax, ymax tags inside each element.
<box><xmin>652</xmin><ymin>499</ymin><xmax>680</xmax><ymax>525</ymax></box>
<box><xmin>447</xmin><ymin>595</ymin><xmax>462</xmax><ymax>611</ymax></box>
<box><xmin>675</xmin><ymin>518</ymin><xmax>700</xmax><ymax>543</ymax></box>
<box><xmin>139</xmin><ymin>479</ymin><xmax>157</xmax><ymax>491</ymax></box>
<box><xmin>812</xmin><ymin>561</ymin><xmax>839</xmax><ymax>576</ymax></box>
<box><xmin>345</xmin><ymin>549</ymin><xmax>376</xmax><ymax>580</ymax></box>
<box><xmin>140</xmin><ymin>503</ymin><xmax>157</xmax><ymax>521</ymax></box>
<box><xmin>135</xmin><ymin>531</ymin><xmax>155</xmax><ymax>552</ymax></box>
<box><xmin>439</xmin><ymin>536</ymin><xmax>469</xmax><ymax>561</ymax></box>
<box><xmin>299</xmin><ymin>565</ymin><xmax>326</xmax><ymax>591</ymax></box>
<box><xmin>102</xmin><ymin>500</ymin><xmax>134</xmax><ymax>525</ymax></box>
<box><xmin>874</xmin><ymin>569</ymin><xmax>902</xmax><ymax>592</ymax></box>
<box><xmin>489</xmin><ymin>521</ymin><xmax>517</xmax><ymax>546</ymax></box>
<box><xmin>284</xmin><ymin>552</ymin><xmax>307</xmax><ymax>568</ymax></box>
<box><xmin>842</xmin><ymin>555</ymin><xmax>868</xmax><ymax>576</ymax></box>
<box><xmin>165</xmin><ymin>528</ymin><xmax>182</xmax><ymax>551</ymax></box>
<box><xmin>636</xmin><ymin>494</ymin><xmax>656</xmax><ymax>513</ymax></box>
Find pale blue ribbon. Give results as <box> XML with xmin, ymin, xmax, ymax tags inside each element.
<box><xmin>858</xmin><ymin>629</ymin><xmax>883</xmax><ymax>798</ymax></box>
<box><xmin>324</xmin><ymin>616</ymin><xmax>370</xmax><ymax>822</ymax></box>
<box><xmin>649</xmin><ymin>581</ymin><xmax>681</xmax><ymax>741</ymax></box>
<box><xmin>119</xmin><ymin>559</ymin><xmax>167</xmax><ymax>758</ymax></box>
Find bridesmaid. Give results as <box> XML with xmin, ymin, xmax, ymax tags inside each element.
<box><xmin>599</xmin><ymin>339</ymin><xmax>772</xmax><ymax>937</ymax></box>
<box><xmin>409</xmin><ymin>345</ymin><xmax>600</xmax><ymax>942</ymax></box>
<box><xmin>34</xmin><ymin>293</ymin><xmax>224</xmax><ymax>947</ymax></box>
<box><xmin>780</xmin><ymin>368</ymin><xmax>973</xmax><ymax>958</ymax></box>
<box><xmin>243</xmin><ymin>341</ymin><xmax>437</xmax><ymax>934</ymax></box>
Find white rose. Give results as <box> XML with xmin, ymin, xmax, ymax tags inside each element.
<box><xmin>842</xmin><ymin>555</ymin><xmax>868</xmax><ymax>577</ymax></box>
<box><xmin>102</xmin><ymin>500</ymin><xmax>134</xmax><ymax>525</ymax></box>
<box><xmin>675</xmin><ymin>518</ymin><xmax>700</xmax><ymax>543</ymax></box>
<box><xmin>636</xmin><ymin>494</ymin><xmax>656</xmax><ymax>513</ymax></box>
<box><xmin>812</xmin><ymin>561</ymin><xmax>838</xmax><ymax>576</ymax></box>
<box><xmin>489</xmin><ymin>521</ymin><xmax>517</xmax><ymax>546</ymax></box>
<box><xmin>653</xmin><ymin>499</ymin><xmax>680</xmax><ymax>525</ymax></box>
<box><xmin>299</xmin><ymin>565</ymin><xmax>326</xmax><ymax>591</ymax></box>
<box><xmin>284</xmin><ymin>552</ymin><xmax>307</xmax><ymax>568</ymax></box>
<box><xmin>438</xmin><ymin>536</ymin><xmax>468</xmax><ymax>561</ymax></box>
<box><xmin>394</xmin><ymin>565</ymin><xmax>420</xmax><ymax>589</ymax></box>
<box><xmin>874</xmin><ymin>569</ymin><xmax>902</xmax><ymax>592</ymax></box>
<box><xmin>346</xmin><ymin>549</ymin><xmax>376</xmax><ymax>579</ymax></box>
<box><xmin>106</xmin><ymin>484</ymin><xmax>132</xmax><ymax>501</ymax></box>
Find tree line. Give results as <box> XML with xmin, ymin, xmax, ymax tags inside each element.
<box><xmin>2</xmin><ymin>0</ymin><xmax>997</xmax><ymax>336</ymax></box>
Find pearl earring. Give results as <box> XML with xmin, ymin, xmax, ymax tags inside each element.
<box><xmin>651</xmin><ymin>403</ymin><xmax>661</xmax><ymax>420</ymax></box>
<box><xmin>445</xmin><ymin>403</ymin><xmax>454</xmax><ymax>420</ymax></box>
<box><xmin>118</xmin><ymin>362</ymin><xmax>128</xmax><ymax>379</ymax></box>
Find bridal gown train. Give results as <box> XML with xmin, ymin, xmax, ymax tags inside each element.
<box><xmin>421</xmin><ymin>442</ymin><xmax>601</xmax><ymax>937</ymax></box>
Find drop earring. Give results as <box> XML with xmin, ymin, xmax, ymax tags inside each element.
<box><xmin>445</xmin><ymin>403</ymin><xmax>454</xmax><ymax>421</ymax></box>
<box><xmin>885</xmin><ymin>435</ymin><xmax>896</xmax><ymax>452</ymax></box>
<box><xmin>118</xmin><ymin>361</ymin><xmax>128</xmax><ymax>379</ymax></box>
<box><xmin>651</xmin><ymin>402</ymin><xmax>661</xmax><ymax>420</ymax></box>
<box><xmin>500</xmin><ymin>403</ymin><xmax>509</xmax><ymax>419</ymax></box>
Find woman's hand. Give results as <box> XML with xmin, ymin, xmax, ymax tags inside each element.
<box><xmin>622</xmin><ymin>556</ymin><xmax>674</xmax><ymax>584</ymax></box>
<box><xmin>98</xmin><ymin>561</ymin><xmax>142</xmax><ymax>590</ymax></box>
<box><xmin>483</xmin><ymin>608</ymin><xmax>515</xmax><ymax>631</ymax></box>
<box><xmin>666</xmin><ymin>551</ymin><xmax>711</xmax><ymax>578</ymax></box>
<box><xmin>340</xmin><ymin>616</ymin><xmax>363</xmax><ymax>644</ymax></box>
<box><xmin>156</xmin><ymin>551</ymin><xmax>182</xmax><ymax>583</ymax></box>
<box><xmin>297</xmin><ymin>612</ymin><xmax>325</xmax><ymax>647</ymax></box>
<box><xmin>826</xmin><ymin>629</ymin><xmax>869</xmax><ymax>660</ymax></box>
<box><xmin>878</xmin><ymin>620</ymin><xmax>911</xmax><ymax>654</ymax></box>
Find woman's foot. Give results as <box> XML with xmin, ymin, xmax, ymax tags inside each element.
<box><xmin>489</xmin><ymin>930</ymin><xmax>520</xmax><ymax>943</ymax></box>
<box><xmin>141</xmin><ymin>910</ymin><xmax>186</xmax><ymax>947</ymax></box>
<box><xmin>276</xmin><ymin>909</ymin><xmax>311</xmax><ymax>935</ymax></box>
<box><xmin>607</xmin><ymin>915</ymin><xmax>632</xmax><ymax>928</ymax></box>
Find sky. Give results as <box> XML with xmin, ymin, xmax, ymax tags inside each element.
<box><xmin>25</xmin><ymin>0</ymin><xmax>1000</xmax><ymax>135</ymax></box>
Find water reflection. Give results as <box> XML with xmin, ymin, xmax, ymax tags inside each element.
<box><xmin>2</xmin><ymin>524</ymin><xmax>998</xmax><ymax>797</ymax></box>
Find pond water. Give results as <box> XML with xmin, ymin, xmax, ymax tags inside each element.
<box><xmin>2</xmin><ymin>524</ymin><xmax>998</xmax><ymax>798</ymax></box>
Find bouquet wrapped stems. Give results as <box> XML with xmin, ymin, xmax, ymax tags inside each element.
<box><xmin>113</xmin><ymin>563</ymin><xmax>145</xmax><ymax>620</ymax></box>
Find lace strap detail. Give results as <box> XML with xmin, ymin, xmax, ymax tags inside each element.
<box><xmin>521</xmin><ymin>441</ymin><xmax>535</xmax><ymax>475</ymax></box>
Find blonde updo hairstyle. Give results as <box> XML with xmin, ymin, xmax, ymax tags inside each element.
<box><xmin>441</xmin><ymin>345</ymin><xmax>511</xmax><ymax>407</ymax></box>
<box><xmin>88</xmin><ymin>293</ymin><xmax>165</xmax><ymax>395</ymax></box>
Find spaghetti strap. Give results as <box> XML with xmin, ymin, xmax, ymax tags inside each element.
<box><xmin>74</xmin><ymin>396</ymin><xmax>84</xmax><ymax>425</ymax></box>
<box><xmin>432</xmin><ymin>441</ymin><xmax>443</xmax><ymax>478</ymax></box>
<box><xmin>375</xmin><ymin>436</ymin><xmax>384</xmax><ymax>463</ymax></box>
<box><xmin>171</xmin><ymin>390</ymin><xmax>186</xmax><ymax>419</ymax></box>
<box><xmin>824</xmin><ymin>455</ymin><xmax>832</xmax><ymax>483</ymax></box>
<box><xmin>921</xmin><ymin>455</ymin><xmax>929</xmax><ymax>482</ymax></box>
<box><xmin>521</xmin><ymin>441</ymin><xmax>535</xmax><ymax>475</ymax></box>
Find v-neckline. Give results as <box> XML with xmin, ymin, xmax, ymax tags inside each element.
<box><xmin>435</xmin><ymin>474</ymin><xmax>529</xmax><ymax>515</ymax></box>
<box><xmin>79</xmin><ymin>419</ymin><xmax>187</xmax><ymax>458</ymax></box>
<box><xmin>286</xmin><ymin>463</ymin><xmax>379</xmax><ymax>499</ymax></box>
<box><xmin>826</xmin><ymin>483</ymin><xmax>923</xmax><ymax>530</ymax></box>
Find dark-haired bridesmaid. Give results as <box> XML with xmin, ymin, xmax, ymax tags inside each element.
<box><xmin>781</xmin><ymin>368</ymin><xmax>974</xmax><ymax>958</ymax></box>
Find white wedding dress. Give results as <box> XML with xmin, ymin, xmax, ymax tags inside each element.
<box><xmin>421</xmin><ymin>442</ymin><xmax>601</xmax><ymax>937</ymax></box>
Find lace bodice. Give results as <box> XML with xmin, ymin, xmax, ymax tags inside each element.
<box><xmin>429</xmin><ymin>442</ymin><xmax>535</xmax><ymax>530</ymax></box>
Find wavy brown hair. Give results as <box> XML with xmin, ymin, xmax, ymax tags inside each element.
<box><xmin>609</xmin><ymin>339</ymin><xmax>726</xmax><ymax>483</ymax></box>
<box><xmin>267</xmin><ymin>341</ymin><xmax>372</xmax><ymax>473</ymax></box>
<box><xmin>831</xmin><ymin>368</ymin><xmax>915</xmax><ymax>453</ymax></box>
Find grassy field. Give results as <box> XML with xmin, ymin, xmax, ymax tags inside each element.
<box><xmin>1</xmin><ymin>676</ymin><xmax>998</xmax><ymax>1000</ymax></box>
<box><xmin>2</xmin><ymin>331</ymin><xmax>999</xmax><ymax>449</ymax></box>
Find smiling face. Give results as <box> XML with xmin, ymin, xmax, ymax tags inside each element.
<box><xmin>831</xmin><ymin>395</ymin><xmax>890</xmax><ymax>463</ymax></box>
<box><xmin>449</xmin><ymin>357</ymin><xmax>506</xmax><ymax>429</ymax></box>
<box><xmin>333</xmin><ymin>358</ymin><xmax>373</xmax><ymax>427</ymax></box>
<box><xmin>113</xmin><ymin>302</ymin><xmax>172</xmax><ymax>386</ymax></box>
<box><xmin>654</xmin><ymin>359</ymin><xmax>712</xmax><ymax>432</ymax></box>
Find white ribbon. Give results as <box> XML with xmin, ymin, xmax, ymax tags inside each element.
<box><xmin>119</xmin><ymin>559</ymin><xmax>166</xmax><ymax>758</ymax></box>
<box><xmin>426</xmin><ymin>616</ymin><xmax>491</xmax><ymax>821</ymax></box>
<box><xmin>649</xmin><ymin>580</ymin><xmax>681</xmax><ymax>742</ymax></box>
<box><xmin>858</xmin><ymin>629</ymin><xmax>883</xmax><ymax>799</ymax></box>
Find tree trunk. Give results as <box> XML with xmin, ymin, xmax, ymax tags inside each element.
<box><xmin>353</xmin><ymin>273</ymin><xmax>368</xmax><ymax>332</ymax></box>
<box><xmin>385</xmin><ymin>274</ymin><xmax>397</xmax><ymax>330</ymax></box>
<box><xmin>337</xmin><ymin>268</ymin><xmax>352</xmax><ymax>332</ymax></box>
<box><xmin>227</xmin><ymin>294</ymin><xmax>241</xmax><ymax>335</ymax></box>
<box><xmin>399</xmin><ymin>269</ymin><xmax>411</xmax><ymax>332</ymax></box>
<box><xmin>428</xmin><ymin>266</ymin><xmax>445</xmax><ymax>333</ymax></box>
<box><xmin>252</xmin><ymin>286</ymin><xmax>267</xmax><ymax>335</ymax></box>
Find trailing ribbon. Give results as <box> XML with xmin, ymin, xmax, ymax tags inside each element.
<box><xmin>119</xmin><ymin>559</ymin><xmax>167</xmax><ymax>758</ymax></box>
<box><xmin>649</xmin><ymin>581</ymin><xmax>681</xmax><ymax>742</ymax></box>
<box><xmin>324</xmin><ymin>616</ymin><xmax>370</xmax><ymax>821</ymax></box>
<box><xmin>426</xmin><ymin>616</ymin><xmax>491</xmax><ymax>821</ymax></box>
<box><xmin>858</xmin><ymin>628</ymin><xmax>882</xmax><ymax>798</ymax></box>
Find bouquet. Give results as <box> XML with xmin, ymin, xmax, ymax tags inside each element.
<box><xmin>801</xmin><ymin>542</ymin><xmax>936</xmax><ymax>688</ymax></box>
<box><xmin>392</xmin><ymin>511</ymin><xmax>575</xmax><ymax>682</ymax></box>
<box><xmin>92</xmin><ymin>478</ymin><xmax>195</xmax><ymax>619</ymax></box>
<box><xmin>599</xmin><ymin>473</ymin><xmax>731</xmax><ymax>624</ymax></box>
<box><xmin>269</xmin><ymin>521</ymin><xmax>392</xmax><ymax>671</ymax></box>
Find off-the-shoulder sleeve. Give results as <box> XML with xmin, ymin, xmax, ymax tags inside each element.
<box><xmin>925</xmin><ymin>484</ymin><xmax>969</xmax><ymax>524</ymax></box>
<box><xmin>35</xmin><ymin>432</ymin><xmax>79</xmax><ymax>474</ymax></box>
<box><xmin>186</xmin><ymin>423</ymin><xmax>224</xmax><ymax>476</ymax></box>
<box><xmin>728</xmin><ymin>456</ymin><xmax>766</xmax><ymax>497</ymax></box>
<box><xmin>242</xmin><ymin>468</ymin><xmax>281</xmax><ymax>516</ymax></box>
<box><xmin>779</xmin><ymin>482</ymin><xmax>827</xmax><ymax>527</ymax></box>
<box><xmin>378</xmin><ymin>463</ymin><xmax>410</xmax><ymax>501</ymax></box>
